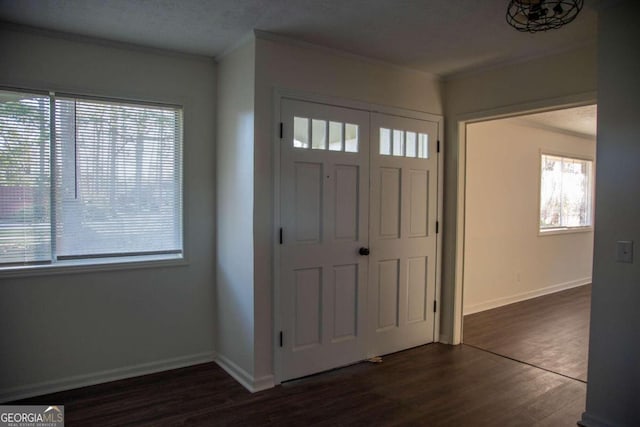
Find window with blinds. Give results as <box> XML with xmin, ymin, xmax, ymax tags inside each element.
<box><xmin>0</xmin><ymin>91</ymin><xmax>51</xmax><ymax>265</ymax></box>
<box><xmin>0</xmin><ymin>89</ymin><xmax>183</xmax><ymax>270</ymax></box>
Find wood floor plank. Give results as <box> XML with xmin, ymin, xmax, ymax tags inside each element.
<box><xmin>464</xmin><ymin>284</ymin><xmax>591</xmax><ymax>381</ymax></box>
<box><xmin>13</xmin><ymin>343</ymin><xmax>585</xmax><ymax>426</ymax></box>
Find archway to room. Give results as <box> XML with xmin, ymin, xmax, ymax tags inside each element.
<box><xmin>460</xmin><ymin>104</ymin><xmax>596</xmax><ymax>382</ymax></box>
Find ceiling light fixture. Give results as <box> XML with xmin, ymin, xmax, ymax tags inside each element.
<box><xmin>506</xmin><ymin>0</ymin><xmax>584</xmax><ymax>32</ymax></box>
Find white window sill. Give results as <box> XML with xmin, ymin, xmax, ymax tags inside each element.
<box><xmin>539</xmin><ymin>226</ymin><xmax>593</xmax><ymax>236</ymax></box>
<box><xmin>0</xmin><ymin>253</ymin><xmax>187</xmax><ymax>279</ymax></box>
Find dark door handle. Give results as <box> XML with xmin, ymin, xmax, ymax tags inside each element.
<box><xmin>359</xmin><ymin>247</ymin><xmax>370</xmax><ymax>256</ymax></box>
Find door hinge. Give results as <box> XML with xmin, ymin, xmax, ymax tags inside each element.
<box><xmin>436</xmin><ymin>221</ymin><xmax>439</xmax><ymax>234</ymax></box>
<box><xmin>434</xmin><ymin>301</ymin><xmax>437</xmax><ymax>312</ymax></box>
<box><xmin>279</xmin><ymin>122</ymin><xmax>283</xmax><ymax>139</ymax></box>
<box><xmin>279</xmin><ymin>227</ymin><xmax>283</xmax><ymax>245</ymax></box>
<box><xmin>279</xmin><ymin>331</ymin><xmax>283</xmax><ymax>347</ymax></box>
<box><xmin>437</xmin><ymin>140</ymin><xmax>440</xmax><ymax>153</ymax></box>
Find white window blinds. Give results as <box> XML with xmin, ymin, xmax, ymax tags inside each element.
<box><xmin>0</xmin><ymin>91</ymin><xmax>51</xmax><ymax>265</ymax></box>
<box><xmin>0</xmin><ymin>89</ymin><xmax>183</xmax><ymax>269</ymax></box>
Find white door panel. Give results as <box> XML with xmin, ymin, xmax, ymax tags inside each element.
<box><xmin>280</xmin><ymin>99</ymin><xmax>369</xmax><ymax>381</ymax></box>
<box><xmin>368</xmin><ymin>113</ymin><xmax>439</xmax><ymax>357</ymax></box>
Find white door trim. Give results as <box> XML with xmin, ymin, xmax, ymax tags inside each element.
<box><xmin>450</xmin><ymin>91</ymin><xmax>597</xmax><ymax>345</ymax></box>
<box><xmin>272</xmin><ymin>88</ymin><xmax>443</xmax><ymax>384</ymax></box>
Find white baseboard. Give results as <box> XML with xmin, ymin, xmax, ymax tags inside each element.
<box><xmin>252</xmin><ymin>374</ymin><xmax>276</xmax><ymax>392</ymax></box>
<box><xmin>579</xmin><ymin>412</ymin><xmax>619</xmax><ymax>427</ymax></box>
<box><xmin>463</xmin><ymin>277</ymin><xmax>591</xmax><ymax>316</ymax></box>
<box><xmin>438</xmin><ymin>334</ymin><xmax>453</xmax><ymax>345</ymax></box>
<box><xmin>0</xmin><ymin>351</ymin><xmax>215</xmax><ymax>403</ymax></box>
<box><xmin>214</xmin><ymin>353</ymin><xmax>275</xmax><ymax>393</ymax></box>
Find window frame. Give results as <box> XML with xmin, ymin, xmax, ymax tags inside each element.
<box><xmin>292</xmin><ymin>115</ymin><xmax>360</xmax><ymax>153</ymax></box>
<box><xmin>378</xmin><ymin>127</ymin><xmax>430</xmax><ymax>159</ymax></box>
<box><xmin>538</xmin><ymin>150</ymin><xmax>595</xmax><ymax>236</ymax></box>
<box><xmin>0</xmin><ymin>87</ymin><xmax>186</xmax><ymax>277</ymax></box>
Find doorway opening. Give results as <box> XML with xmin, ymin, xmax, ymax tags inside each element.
<box><xmin>460</xmin><ymin>104</ymin><xmax>596</xmax><ymax>382</ymax></box>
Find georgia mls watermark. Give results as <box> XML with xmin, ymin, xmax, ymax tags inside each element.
<box><xmin>0</xmin><ymin>406</ymin><xmax>64</xmax><ymax>427</ymax></box>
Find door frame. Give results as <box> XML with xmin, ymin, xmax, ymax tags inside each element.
<box><xmin>451</xmin><ymin>91</ymin><xmax>597</xmax><ymax>345</ymax></box>
<box><xmin>272</xmin><ymin>88</ymin><xmax>444</xmax><ymax>384</ymax></box>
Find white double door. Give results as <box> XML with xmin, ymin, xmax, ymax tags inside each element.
<box><xmin>279</xmin><ymin>99</ymin><xmax>439</xmax><ymax>381</ymax></box>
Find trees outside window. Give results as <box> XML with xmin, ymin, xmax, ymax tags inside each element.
<box><xmin>540</xmin><ymin>153</ymin><xmax>593</xmax><ymax>231</ymax></box>
<box><xmin>0</xmin><ymin>89</ymin><xmax>183</xmax><ymax>269</ymax></box>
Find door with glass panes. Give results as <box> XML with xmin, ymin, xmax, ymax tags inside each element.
<box><xmin>279</xmin><ymin>99</ymin><xmax>439</xmax><ymax>381</ymax></box>
<box><xmin>279</xmin><ymin>99</ymin><xmax>370</xmax><ymax>381</ymax></box>
<box><xmin>368</xmin><ymin>112</ymin><xmax>439</xmax><ymax>357</ymax></box>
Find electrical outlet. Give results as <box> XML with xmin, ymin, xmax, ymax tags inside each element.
<box><xmin>616</xmin><ymin>241</ymin><xmax>634</xmax><ymax>263</ymax></box>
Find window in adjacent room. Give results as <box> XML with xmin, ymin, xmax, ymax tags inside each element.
<box><xmin>539</xmin><ymin>153</ymin><xmax>593</xmax><ymax>232</ymax></box>
<box><xmin>0</xmin><ymin>89</ymin><xmax>183</xmax><ymax>271</ymax></box>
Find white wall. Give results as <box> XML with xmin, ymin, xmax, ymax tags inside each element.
<box><xmin>215</xmin><ymin>39</ymin><xmax>257</xmax><ymax>384</ymax></box>
<box><xmin>581</xmin><ymin>2</ymin><xmax>640</xmax><ymax>426</ymax></box>
<box><xmin>0</xmin><ymin>27</ymin><xmax>217</xmax><ymax>401</ymax></box>
<box><xmin>253</xmin><ymin>34</ymin><xmax>443</xmax><ymax>382</ymax></box>
<box><xmin>442</xmin><ymin>44</ymin><xmax>597</xmax><ymax>342</ymax></box>
<box><xmin>464</xmin><ymin>120</ymin><xmax>595</xmax><ymax>315</ymax></box>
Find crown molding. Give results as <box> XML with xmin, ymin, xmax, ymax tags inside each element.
<box><xmin>253</xmin><ymin>29</ymin><xmax>442</xmax><ymax>81</ymax></box>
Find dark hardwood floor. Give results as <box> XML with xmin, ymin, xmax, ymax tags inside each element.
<box><xmin>464</xmin><ymin>284</ymin><xmax>591</xmax><ymax>382</ymax></box>
<box><xmin>16</xmin><ymin>343</ymin><xmax>585</xmax><ymax>426</ymax></box>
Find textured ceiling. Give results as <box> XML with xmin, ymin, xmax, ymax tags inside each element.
<box><xmin>510</xmin><ymin>105</ymin><xmax>598</xmax><ymax>137</ymax></box>
<box><xmin>0</xmin><ymin>0</ymin><xmax>599</xmax><ymax>77</ymax></box>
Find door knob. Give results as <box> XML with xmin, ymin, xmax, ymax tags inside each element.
<box><xmin>359</xmin><ymin>247</ymin><xmax>370</xmax><ymax>256</ymax></box>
